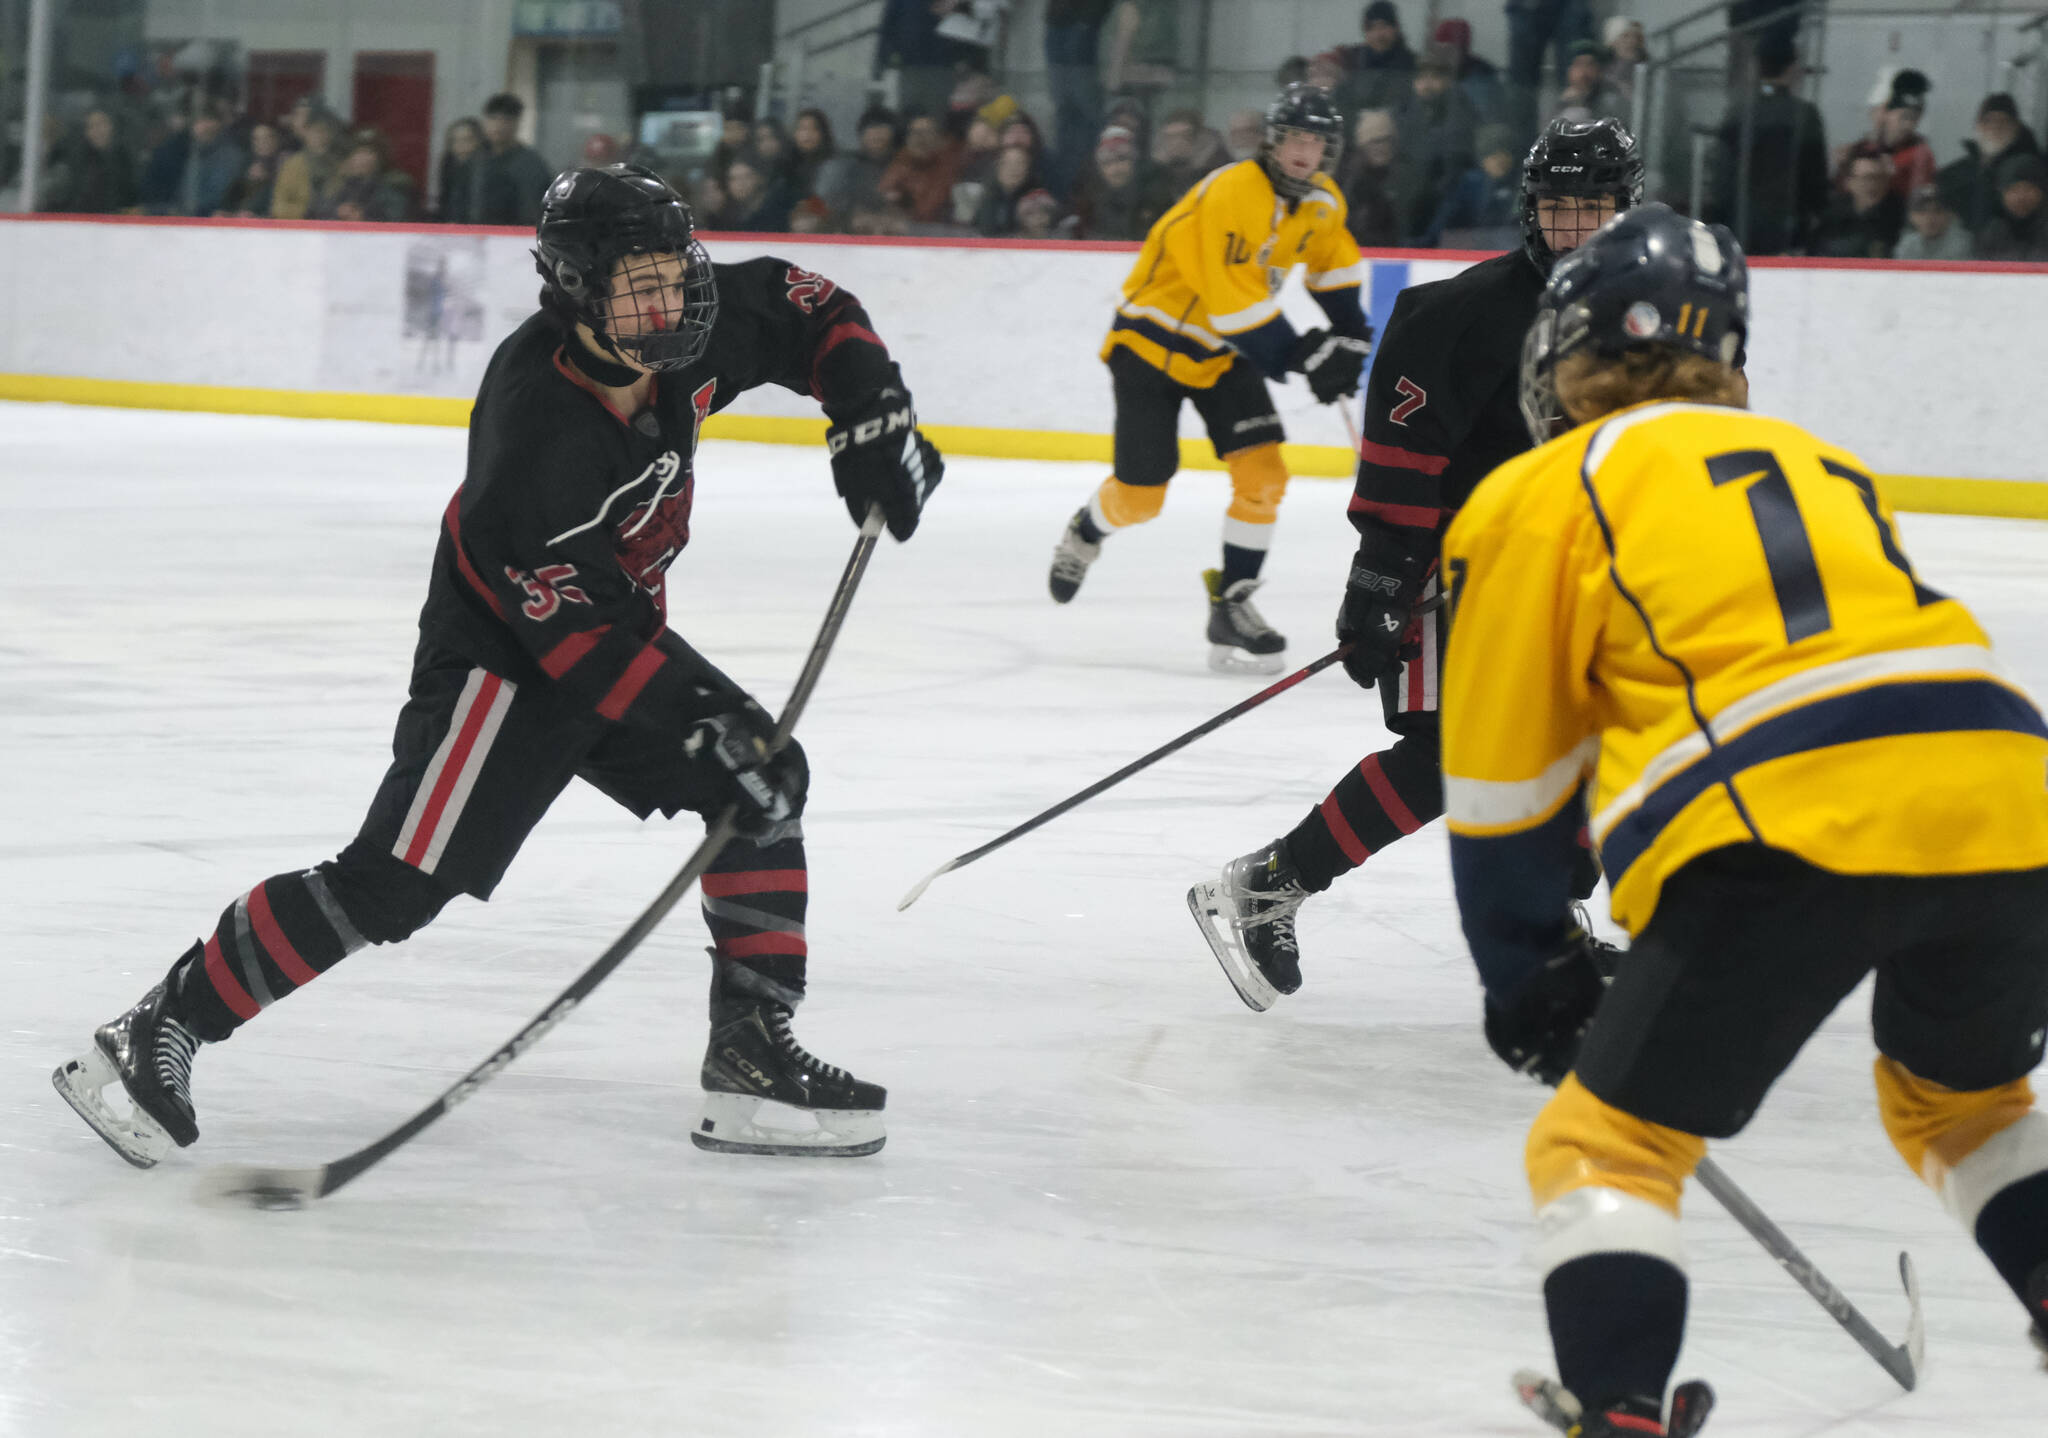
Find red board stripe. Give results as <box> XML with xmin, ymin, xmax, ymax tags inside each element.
<box><xmin>540</xmin><ymin>626</ymin><xmax>610</xmax><ymax>679</ymax></box>
<box><xmin>1359</xmin><ymin>440</ymin><xmax>1451</xmax><ymax>476</ymax></box>
<box><xmin>1347</xmin><ymin>496</ymin><xmax>1441</xmax><ymax>529</ymax></box>
<box><xmin>717</xmin><ymin>932</ymin><xmax>809</xmax><ymax>958</ymax></box>
<box><xmin>404</xmin><ymin>673</ymin><xmax>504</xmax><ymax>868</ymax></box>
<box><xmin>202</xmin><ymin>932</ymin><xmax>261</xmax><ymax>1021</ymax></box>
<box><xmin>1361</xmin><ymin>753</ymin><xmax>1422</xmax><ymax>835</ymax></box>
<box><xmin>597</xmin><ymin>643</ymin><xmax>667</xmax><ymax>721</ymax></box>
<box><xmin>701</xmin><ymin>869</ymin><xmax>810</xmax><ymax>898</ymax></box>
<box><xmin>1318</xmin><ymin>792</ymin><xmax>1371</xmax><ymax>866</ymax></box>
<box><xmin>247</xmin><ymin>881</ymin><xmax>318</xmax><ymax>986</ymax></box>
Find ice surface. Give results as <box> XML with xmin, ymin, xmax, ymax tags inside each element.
<box><xmin>3</xmin><ymin>401</ymin><xmax>2046</xmax><ymax>1437</ymax></box>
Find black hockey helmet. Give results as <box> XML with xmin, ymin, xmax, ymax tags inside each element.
<box><xmin>1261</xmin><ymin>83</ymin><xmax>1344</xmax><ymax>200</ymax></box>
<box><xmin>1519</xmin><ymin>117</ymin><xmax>1644</xmax><ymax>273</ymax></box>
<box><xmin>533</xmin><ymin>163</ymin><xmax>718</xmax><ymax>372</ymax></box>
<box><xmin>1518</xmin><ymin>202</ymin><xmax>1749</xmax><ymax>442</ymax></box>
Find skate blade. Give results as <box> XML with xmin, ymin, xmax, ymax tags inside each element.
<box><xmin>193</xmin><ymin>1164</ymin><xmax>326</xmax><ymax>1211</ymax></box>
<box><xmin>691</xmin><ymin>1092</ymin><xmax>886</xmax><ymax>1157</ymax></box>
<box><xmin>1188</xmin><ymin>882</ymin><xmax>1278</xmax><ymax>1013</ymax></box>
<box><xmin>51</xmin><ymin>1045</ymin><xmax>172</xmax><ymax>1170</ymax></box>
<box><xmin>1207</xmin><ymin>644</ymin><xmax>1285</xmax><ymax>676</ymax></box>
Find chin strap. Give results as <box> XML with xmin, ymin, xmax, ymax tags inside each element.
<box><xmin>542</xmin><ymin>292</ymin><xmax>645</xmax><ymax>388</ymax></box>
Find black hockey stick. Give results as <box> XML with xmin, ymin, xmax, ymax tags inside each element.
<box><xmin>898</xmin><ymin>645</ymin><xmax>1353</xmax><ymax>910</ymax></box>
<box><xmin>1694</xmin><ymin>1154</ymin><xmax>1923</xmax><ymax>1390</ymax></box>
<box><xmin>195</xmin><ymin>506</ymin><xmax>890</xmax><ymax>1210</ymax></box>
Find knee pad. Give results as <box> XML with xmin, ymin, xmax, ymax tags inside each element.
<box><xmin>1876</xmin><ymin>1056</ymin><xmax>2048</xmax><ymax>1225</ymax></box>
<box><xmin>1224</xmin><ymin>443</ymin><xmax>1289</xmax><ymax>526</ymax></box>
<box><xmin>323</xmin><ymin>842</ymin><xmax>459</xmax><ymax>946</ymax></box>
<box><xmin>1092</xmin><ymin>474</ymin><xmax>1169</xmax><ymax>530</ymax></box>
<box><xmin>1527</xmin><ymin>1074</ymin><xmax>1706</xmax><ymax>1218</ymax></box>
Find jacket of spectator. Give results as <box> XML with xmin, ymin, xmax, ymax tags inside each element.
<box><xmin>1334</xmin><ymin>1</ymin><xmax>1419</xmax><ymax>116</ymax></box>
<box><xmin>1338</xmin><ymin>109</ymin><xmax>1433</xmax><ymax>245</ymax></box>
<box><xmin>271</xmin><ymin>112</ymin><xmax>344</xmax><ymax>219</ymax></box>
<box><xmin>1893</xmin><ymin>213</ymin><xmax>1974</xmax><ymax>261</ymax></box>
<box><xmin>1431</xmin><ymin>20</ymin><xmax>1504</xmax><ymax>123</ymax></box>
<box><xmin>471</xmin><ymin>96</ymin><xmax>554</xmax><ymax>226</ymax></box>
<box><xmin>42</xmin><ymin>110</ymin><xmax>137</xmax><ymax>213</ymax></box>
<box><xmin>876</xmin><ymin>0</ymin><xmax>952</xmax><ymax>72</ymax></box>
<box><xmin>1393</xmin><ymin>55</ymin><xmax>1480</xmax><ymax>193</ymax></box>
<box><xmin>1937</xmin><ymin>95</ymin><xmax>2041</xmax><ymax>234</ymax></box>
<box><xmin>790</xmin><ymin>109</ymin><xmax>839</xmax><ymax>203</ymax></box>
<box><xmin>1068</xmin><ymin>126</ymin><xmax>1172</xmax><ymax>239</ymax></box>
<box><xmin>972</xmin><ymin>144</ymin><xmax>1047</xmax><ymax>236</ymax></box>
<box><xmin>315</xmin><ymin>135</ymin><xmax>410</xmax><ymax>222</ymax></box>
<box><xmin>218</xmin><ymin>121</ymin><xmax>284</xmax><ymax>216</ymax></box>
<box><xmin>1840</xmin><ymin>100</ymin><xmax>1937</xmax><ymax>204</ymax></box>
<box><xmin>723</xmin><ymin>153</ymin><xmax>796</xmax><ymax>231</ymax></box>
<box><xmin>139</xmin><ymin>111</ymin><xmax>245</xmax><ymax>217</ymax></box>
<box><xmin>436</xmin><ymin>119</ymin><xmax>484</xmax><ymax>223</ymax></box>
<box><xmin>878</xmin><ymin>114</ymin><xmax>963</xmax><ymax>223</ymax></box>
<box><xmin>1975</xmin><ymin>154</ymin><xmax>2048</xmax><ymax>260</ymax></box>
<box><xmin>1709</xmin><ymin>58</ymin><xmax>1829</xmax><ymax>257</ymax></box>
<box><xmin>1809</xmin><ymin>154</ymin><xmax>1904</xmax><ymax>258</ymax></box>
<box><xmin>821</xmin><ymin>110</ymin><xmax>901</xmax><ymax>224</ymax></box>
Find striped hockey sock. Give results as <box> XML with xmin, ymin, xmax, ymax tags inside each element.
<box><xmin>171</xmin><ymin>869</ymin><xmax>373</xmax><ymax>1040</ymax></box>
<box><xmin>701</xmin><ymin>835</ymin><xmax>809</xmax><ymax>998</ymax></box>
<box><xmin>1284</xmin><ymin>737</ymin><xmax>1446</xmax><ymax>892</ymax></box>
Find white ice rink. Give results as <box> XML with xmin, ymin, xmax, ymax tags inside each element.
<box><xmin>4</xmin><ymin>401</ymin><xmax>2047</xmax><ymax>1437</ymax></box>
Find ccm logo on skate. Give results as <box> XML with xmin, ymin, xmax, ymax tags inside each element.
<box><xmin>446</xmin><ymin>996</ymin><xmax>581</xmax><ymax>1109</ymax></box>
<box><xmin>827</xmin><ymin>407</ymin><xmax>913</xmax><ymax>453</ymax></box>
<box><xmin>722</xmin><ymin>1046</ymin><xmax>772</xmax><ymax>1089</ymax></box>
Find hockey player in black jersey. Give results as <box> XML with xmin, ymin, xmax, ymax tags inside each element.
<box><xmin>53</xmin><ymin>165</ymin><xmax>942</xmax><ymax>1165</ymax></box>
<box><xmin>1190</xmin><ymin>120</ymin><xmax>1640</xmax><ymax>1010</ymax></box>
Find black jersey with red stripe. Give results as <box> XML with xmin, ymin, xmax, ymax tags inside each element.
<box><xmin>1348</xmin><ymin>249</ymin><xmax>1544</xmax><ymax>566</ymax></box>
<box><xmin>418</xmin><ymin>256</ymin><xmax>897</xmax><ymax>731</ymax></box>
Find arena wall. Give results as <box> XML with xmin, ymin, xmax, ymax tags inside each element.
<box><xmin>1</xmin><ymin>215</ymin><xmax>2044</xmax><ymax>518</ymax></box>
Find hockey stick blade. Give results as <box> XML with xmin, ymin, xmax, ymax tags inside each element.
<box><xmin>1694</xmin><ymin>1155</ymin><xmax>1921</xmax><ymax>1391</ymax></box>
<box><xmin>194</xmin><ymin>506</ymin><xmax>889</xmax><ymax>1208</ymax></box>
<box><xmin>896</xmin><ymin>646</ymin><xmax>1351</xmax><ymax>909</ymax></box>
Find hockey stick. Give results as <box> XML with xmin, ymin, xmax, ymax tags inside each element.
<box><xmin>897</xmin><ymin>645</ymin><xmax>1351</xmax><ymax>910</ymax></box>
<box><xmin>195</xmin><ymin>506</ymin><xmax>890</xmax><ymax>1210</ymax></box>
<box><xmin>1693</xmin><ymin>1154</ymin><xmax>1923</xmax><ymax>1391</ymax></box>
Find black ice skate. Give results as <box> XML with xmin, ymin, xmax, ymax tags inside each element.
<box><xmin>1202</xmin><ymin>568</ymin><xmax>1286</xmax><ymax>674</ymax></box>
<box><xmin>1513</xmin><ymin>1371</ymin><xmax>1714</xmax><ymax>1437</ymax></box>
<box><xmin>1048</xmin><ymin>507</ymin><xmax>1101</xmax><ymax>604</ymax></box>
<box><xmin>52</xmin><ymin>980</ymin><xmax>205</xmax><ymax>1169</ymax></box>
<box><xmin>1188</xmin><ymin>839</ymin><xmax>1308</xmax><ymax>1012</ymax></box>
<box><xmin>694</xmin><ymin>959</ymin><xmax>885</xmax><ymax>1157</ymax></box>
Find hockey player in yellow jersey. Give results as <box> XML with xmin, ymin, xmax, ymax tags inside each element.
<box><xmin>1046</xmin><ymin>84</ymin><xmax>1373</xmax><ymax>673</ymax></box>
<box><xmin>1441</xmin><ymin>205</ymin><xmax>2048</xmax><ymax>1435</ymax></box>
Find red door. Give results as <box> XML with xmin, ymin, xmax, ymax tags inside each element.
<box><xmin>246</xmin><ymin>51</ymin><xmax>326</xmax><ymax>127</ymax></box>
<box><xmin>352</xmin><ymin>52</ymin><xmax>436</xmax><ymax>203</ymax></box>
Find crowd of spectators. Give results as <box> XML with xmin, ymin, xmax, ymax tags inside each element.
<box><xmin>37</xmin><ymin>89</ymin><xmax>559</xmax><ymax>227</ymax></box>
<box><xmin>1705</xmin><ymin>37</ymin><xmax>2047</xmax><ymax>262</ymax></box>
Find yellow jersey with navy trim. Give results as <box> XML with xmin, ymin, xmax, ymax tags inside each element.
<box><xmin>1439</xmin><ymin>400</ymin><xmax>2048</xmax><ymax>990</ymax></box>
<box><xmin>1100</xmin><ymin>160</ymin><xmax>1363</xmax><ymax>388</ymax></box>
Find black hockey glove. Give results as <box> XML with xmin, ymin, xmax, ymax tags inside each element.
<box><xmin>1290</xmin><ymin>328</ymin><xmax>1372</xmax><ymax>405</ymax></box>
<box><xmin>1335</xmin><ymin>536</ymin><xmax>1431</xmax><ymax>689</ymax></box>
<box><xmin>685</xmin><ymin>702</ymin><xmax>808</xmax><ymax>838</ymax></box>
<box><xmin>827</xmin><ymin>381</ymin><xmax>944</xmax><ymax>542</ymax></box>
<box><xmin>1482</xmin><ymin>925</ymin><xmax>1616</xmax><ymax>1087</ymax></box>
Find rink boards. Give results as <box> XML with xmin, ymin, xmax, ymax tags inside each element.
<box><xmin>0</xmin><ymin>214</ymin><xmax>2045</xmax><ymax>517</ymax></box>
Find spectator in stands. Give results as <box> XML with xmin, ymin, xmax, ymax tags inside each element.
<box><xmin>1976</xmin><ymin>153</ymin><xmax>2048</xmax><ymax>260</ymax></box>
<box><xmin>1015</xmin><ymin>187</ymin><xmax>1061</xmax><ymax>239</ymax></box>
<box><xmin>1836</xmin><ymin>69</ymin><xmax>1932</xmax><ymax>196</ymax></box>
<box><xmin>1395</xmin><ymin>44</ymin><xmax>1479</xmax><ymax>197</ymax></box>
<box><xmin>471</xmin><ymin>93</ymin><xmax>553</xmax><ymax>227</ymax></box>
<box><xmin>1893</xmin><ymin>183</ymin><xmax>1972</xmax><ymax>260</ymax></box>
<box><xmin>1152</xmin><ymin>108</ymin><xmax>1216</xmax><ymax>198</ymax></box>
<box><xmin>41</xmin><ymin>107</ymin><xmax>137</xmax><ymax>214</ymax></box>
<box><xmin>1000</xmin><ymin>114</ymin><xmax>1048</xmax><ymax>170</ymax></box>
<box><xmin>1431</xmin><ymin>19</ymin><xmax>1504</xmax><ymax>123</ymax></box>
<box><xmin>714</xmin><ymin>157</ymin><xmax>792</xmax><ymax>232</ymax></box>
<box><xmin>878</xmin><ymin>111</ymin><xmax>963</xmax><ymax>224</ymax></box>
<box><xmin>748</xmin><ymin>118</ymin><xmax>799</xmax><ymax>187</ymax></box>
<box><xmin>1939</xmin><ymin>94</ymin><xmax>2040</xmax><ymax>235</ymax></box>
<box><xmin>1549</xmin><ymin>40</ymin><xmax>1627</xmax><ymax>124</ymax></box>
<box><xmin>219</xmin><ymin>121</ymin><xmax>283</xmax><ymax>216</ymax></box>
<box><xmin>1810</xmin><ymin>152</ymin><xmax>1904</xmax><ymax>258</ymax></box>
<box><xmin>711</xmin><ymin>110</ymin><xmax>749</xmax><ymax>185</ymax></box>
<box><xmin>139</xmin><ymin>99</ymin><xmax>244</xmax><ymax>217</ymax></box>
<box><xmin>788</xmin><ymin>195</ymin><xmax>830</xmax><ymax>234</ymax></box>
<box><xmin>436</xmin><ymin>117</ymin><xmax>484</xmax><ymax>223</ymax></box>
<box><xmin>1068</xmin><ymin>124</ymin><xmax>1167</xmax><ymax>239</ymax></box>
<box><xmin>822</xmin><ymin>107</ymin><xmax>901</xmax><ymax>222</ymax></box>
<box><xmin>1226</xmin><ymin>108</ymin><xmax>1264</xmax><ymax>161</ymax></box>
<box><xmin>1604</xmin><ymin>16</ymin><xmax>1647</xmax><ymax>111</ymax></box>
<box><xmin>877</xmin><ymin>0</ymin><xmax>957</xmax><ymax>121</ymax></box>
<box><xmin>1045</xmin><ymin>0</ymin><xmax>1113</xmax><ymax>196</ymax></box>
<box><xmin>1425</xmin><ymin>122</ymin><xmax>1521</xmax><ymax>244</ymax></box>
<box><xmin>692</xmin><ymin>172</ymin><xmax>727</xmax><ymax>224</ymax></box>
<box><xmin>271</xmin><ymin>105</ymin><xmax>342</xmax><ymax>219</ymax></box>
<box><xmin>315</xmin><ymin>130</ymin><xmax>410</xmax><ymax>222</ymax></box>
<box><xmin>849</xmin><ymin>194</ymin><xmax>912</xmax><ymax>235</ymax></box>
<box><xmin>974</xmin><ymin>142</ymin><xmax>1045</xmax><ymax>234</ymax></box>
<box><xmin>1335</xmin><ymin>2</ymin><xmax>1419</xmax><ymax>117</ymax></box>
<box><xmin>281</xmin><ymin>95</ymin><xmax>315</xmax><ymax>152</ymax></box>
<box><xmin>1707</xmin><ymin>31</ymin><xmax>1827</xmax><ymax>257</ymax></box>
<box><xmin>1505</xmin><ymin>0</ymin><xmax>1595</xmax><ymax>136</ymax></box>
<box><xmin>1338</xmin><ymin>107</ymin><xmax>1428</xmax><ymax>245</ymax></box>
<box><xmin>790</xmin><ymin>109</ymin><xmax>844</xmax><ymax>207</ymax></box>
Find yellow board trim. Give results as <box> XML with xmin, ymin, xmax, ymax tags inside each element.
<box><xmin>4</xmin><ymin>371</ymin><xmax>2045</xmax><ymax>517</ymax></box>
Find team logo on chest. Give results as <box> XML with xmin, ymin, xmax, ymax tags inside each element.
<box><xmin>614</xmin><ymin>450</ymin><xmax>693</xmax><ymax>594</ymax></box>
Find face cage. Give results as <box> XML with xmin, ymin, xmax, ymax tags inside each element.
<box><xmin>587</xmin><ymin>238</ymin><xmax>718</xmax><ymax>372</ymax></box>
<box><xmin>1518</xmin><ymin>311</ymin><xmax>1568</xmax><ymax>445</ymax></box>
<box><xmin>1264</xmin><ymin>123</ymin><xmax>1341</xmax><ymax>197</ymax></box>
<box><xmin>1534</xmin><ymin>190</ymin><xmax>1625</xmax><ymax>256</ymax></box>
